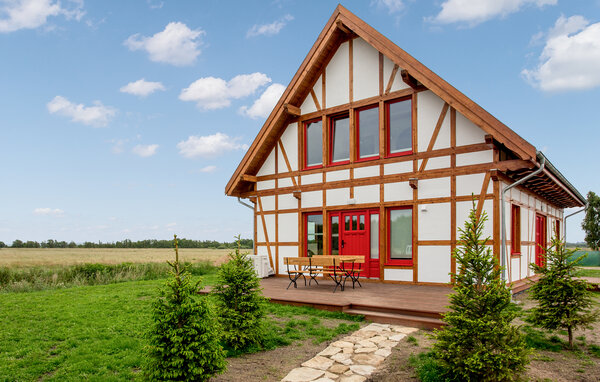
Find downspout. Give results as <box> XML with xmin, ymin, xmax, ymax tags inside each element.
<box><xmin>237</xmin><ymin>197</ymin><xmax>256</xmax><ymax>255</ymax></box>
<box><xmin>501</xmin><ymin>152</ymin><xmax>546</xmax><ymax>285</ymax></box>
<box><xmin>563</xmin><ymin>204</ymin><xmax>588</xmax><ymax>243</ymax></box>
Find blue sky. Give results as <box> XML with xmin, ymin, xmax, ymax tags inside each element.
<box><xmin>0</xmin><ymin>0</ymin><xmax>598</xmax><ymax>244</ymax></box>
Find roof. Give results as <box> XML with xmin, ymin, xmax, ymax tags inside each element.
<box><xmin>225</xmin><ymin>5</ymin><xmax>585</xmax><ymax>208</ymax></box>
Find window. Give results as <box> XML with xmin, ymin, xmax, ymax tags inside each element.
<box><xmin>386</xmin><ymin>98</ymin><xmax>412</xmax><ymax>156</ymax></box>
<box><xmin>511</xmin><ymin>205</ymin><xmax>521</xmax><ymax>255</ymax></box>
<box><xmin>304</xmin><ymin>119</ymin><xmax>322</xmax><ymax>169</ymax></box>
<box><xmin>330</xmin><ymin>114</ymin><xmax>350</xmax><ymax>164</ymax></box>
<box><xmin>305</xmin><ymin>213</ymin><xmax>323</xmax><ymax>257</ymax></box>
<box><xmin>356</xmin><ymin>105</ymin><xmax>379</xmax><ymax>161</ymax></box>
<box><xmin>370</xmin><ymin>213</ymin><xmax>379</xmax><ymax>259</ymax></box>
<box><xmin>330</xmin><ymin>215</ymin><xmax>340</xmax><ymax>255</ymax></box>
<box><xmin>388</xmin><ymin>207</ymin><xmax>413</xmax><ymax>265</ymax></box>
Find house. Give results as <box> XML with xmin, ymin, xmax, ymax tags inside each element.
<box><xmin>225</xmin><ymin>5</ymin><xmax>586</xmax><ymax>286</ymax></box>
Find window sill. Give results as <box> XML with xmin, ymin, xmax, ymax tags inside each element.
<box><xmin>386</xmin><ymin>150</ymin><xmax>413</xmax><ymax>159</ymax></box>
<box><xmin>356</xmin><ymin>155</ymin><xmax>379</xmax><ymax>163</ymax></box>
<box><xmin>511</xmin><ymin>252</ymin><xmax>521</xmax><ymax>257</ymax></box>
<box><xmin>328</xmin><ymin>160</ymin><xmax>350</xmax><ymax>167</ymax></box>
<box><xmin>386</xmin><ymin>260</ymin><xmax>413</xmax><ymax>267</ymax></box>
<box><xmin>303</xmin><ymin>164</ymin><xmax>323</xmax><ymax>171</ymax></box>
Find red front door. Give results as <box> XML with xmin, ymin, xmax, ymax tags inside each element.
<box><xmin>535</xmin><ymin>214</ymin><xmax>547</xmax><ymax>267</ymax></box>
<box><xmin>338</xmin><ymin>210</ymin><xmax>380</xmax><ymax>278</ymax></box>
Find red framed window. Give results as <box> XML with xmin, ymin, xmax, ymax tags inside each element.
<box><xmin>386</xmin><ymin>97</ymin><xmax>412</xmax><ymax>157</ymax></box>
<box><xmin>356</xmin><ymin>105</ymin><xmax>379</xmax><ymax>161</ymax></box>
<box><xmin>511</xmin><ymin>204</ymin><xmax>521</xmax><ymax>255</ymax></box>
<box><xmin>329</xmin><ymin>114</ymin><xmax>350</xmax><ymax>165</ymax></box>
<box><xmin>387</xmin><ymin>206</ymin><xmax>413</xmax><ymax>265</ymax></box>
<box><xmin>303</xmin><ymin>118</ymin><xmax>323</xmax><ymax>169</ymax></box>
<box><xmin>304</xmin><ymin>213</ymin><xmax>323</xmax><ymax>257</ymax></box>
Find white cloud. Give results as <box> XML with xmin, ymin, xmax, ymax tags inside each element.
<box><xmin>239</xmin><ymin>83</ymin><xmax>285</xmax><ymax>119</ymax></box>
<box><xmin>33</xmin><ymin>208</ymin><xmax>64</xmax><ymax>216</ymax></box>
<box><xmin>132</xmin><ymin>144</ymin><xmax>158</xmax><ymax>157</ymax></box>
<box><xmin>0</xmin><ymin>0</ymin><xmax>84</xmax><ymax>33</ymax></box>
<box><xmin>111</xmin><ymin>138</ymin><xmax>127</xmax><ymax>154</ymax></box>
<box><xmin>120</xmin><ymin>79</ymin><xmax>165</xmax><ymax>97</ymax></box>
<box><xmin>124</xmin><ymin>22</ymin><xmax>204</xmax><ymax>66</ymax></box>
<box><xmin>199</xmin><ymin>165</ymin><xmax>217</xmax><ymax>173</ymax></box>
<box><xmin>432</xmin><ymin>0</ymin><xmax>556</xmax><ymax>26</ymax></box>
<box><xmin>371</xmin><ymin>0</ymin><xmax>405</xmax><ymax>14</ymax></box>
<box><xmin>246</xmin><ymin>14</ymin><xmax>293</xmax><ymax>37</ymax></box>
<box><xmin>177</xmin><ymin>132</ymin><xmax>248</xmax><ymax>158</ymax></box>
<box><xmin>47</xmin><ymin>95</ymin><xmax>116</xmax><ymax>127</ymax></box>
<box><xmin>522</xmin><ymin>15</ymin><xmax>600</xmax><ymax>92</ymax></box>
<box><xmin>179</xmin><ymin>72</ymin><xmax>271</xmax><ymax>110</ymax></box>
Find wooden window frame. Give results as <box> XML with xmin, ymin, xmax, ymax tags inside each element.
<box><xmin>303</xmin><ymin>118</ymin><xmax>323</xmax><ymax>170</ymax></box>
<box><xmin>328</xmin><ymin>112</ymin><xmax>351</xmax><ymax>166</ymax></box>
<box><xmin>385</xmin><ymin>96</ymin><xmax>413</xmax><ymax>158</ymax></box>
<box><xmin>555</xmin><ymin>219</ymin><xmax>560</xmax><ymax>240</ymax></box>
<box><xmin>304</xmin><ymin>212</ymin><xmax>323</xmax><ymax>257</ymax></box>
<box><xmin>511</xmin><ymin>204</ymin><xmax>521</xmax><ymax>256</ymax></box>
<box><xmin>386</xmin><ymin>206</ymin><xmax>414</xmax><ymax>266</ymax></box>
<box><xmin>355</xmin><ymin>104</ymin><xmax>380</xmax><ymax>163</ymax></box>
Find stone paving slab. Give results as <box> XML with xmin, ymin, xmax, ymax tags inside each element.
<box><xmin>280</xmin><ymin>323</ymin><xmax>418</xmax><ymax>382</ymax></box>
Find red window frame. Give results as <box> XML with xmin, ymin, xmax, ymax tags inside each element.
<box><xmin>329</xmin><ymin>113</ymin><xmax>350</xmax><ymax>166</ymax></box>
<box><xmin>555</xmin><ymin>219</ymin><xmax>560</xmax><ymax>239</ymax></box>
<box><xmin>355</xmin><ymin>104</ymin><xmax>380</xmax><ymax>163</ymax></box>
<box><xmin>304</xmin><ymin>212</ymin><xmax>323</xmax><ymax>257</ymax></box>
<box><xmin>303</xmin><ymin>118</ymin><xmax>323</xmax><ymax>170</ymax></box>
<box><xmin>511</xmin><ymin>204</ymin><xmax>521</xmax><ymax>256</ymax></box>
<box><xmin>328</xmin><ymin>209</ymin><xmax>380</xmax><ymax>256</ymax></box>
<box><xmin>386</xmin><ymin>206</ymin><xmax>414</xmax><ymax>266</ymax></box>
<box><xmin>385</xmin><ymin>97</ymin><xmax>413</xmax><ymax>158</ymax></box>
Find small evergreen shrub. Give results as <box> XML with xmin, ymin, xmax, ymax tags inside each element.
<box><xmin>144</xmin><ymin>235</ymin><xmax>226</xmax><ymax>381</ymax></box>
<box><xmin>212</xmin><ymin>236</ymin><xmax>267</xmax><ymax>352</ymax></box>
<box><xmin>432</xmin><ymin>203</ymin><xmax>529</xmax><ymax>382</ymax></box>
<box><xmin>528</xmin><ymin>236</ymin><xmax>599</xmax><ymax>347</ymax></box>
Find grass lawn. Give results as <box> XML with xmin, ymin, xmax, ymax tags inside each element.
<box><xmin>0</xmin><ymin>274</ymin><xmax>361</xmax><ymax>381</ymax></box>
<box><xmin>576</xmin><ymin>268</ymin><xmax>600</xmax><ymax>278</ymax></box>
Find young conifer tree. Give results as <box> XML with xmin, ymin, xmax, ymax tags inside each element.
<box><xmin>432</xmin><ymin>203</ymin><xmax>529</xmax><ymax>382</ymax></box>
<box><xmin>212</xmin><ymin>235</ymin><xmax>266</xmax><ymax>351</ymax></box>
<box><xmin>145</xmin><ymin>235</ymin><xmax>226</xmax><ymax>381</ymax></box>
<box><xmin>529</xmin><ymin>235</ymin><xmax>599</xmax><ymax>347</ymax></box>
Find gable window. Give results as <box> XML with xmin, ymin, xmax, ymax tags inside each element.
<box><xmin>386</xmin><ymin>98</ymin><xmax>412</xmax><ymax>157</ymax></box>
<box><xmin>511</xmin><ymin>204</ymin><xmax>521</xmax><ymax>255</ymax></box>
<box><xmin>304</xmin><ymin>119</ymin><xmax>323</xmax><ymax>169</ymax></box>
<box><xmin>388</xmin><ymin>207</ymin><xmax>413</xmax><ymax>265</ymax></box>
<box><xmin>356</xmin><ymin>105</ymin><xmax>379</xmax><ymax>161</ymax></box>
<box><xmin>330</xmin><ymin>114</ymin><xmax>350</xmax><ymax>164</ymax></box>
<box><xmin>305</xmin><ymin>213</ymin><xmax>323</xmax><ymax>257</ymax></box>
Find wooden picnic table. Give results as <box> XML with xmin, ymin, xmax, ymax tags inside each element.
<box><xmin>284</xmin><ymin>255</ymin><xmax>364</xmax><ymax>293</ymax></box>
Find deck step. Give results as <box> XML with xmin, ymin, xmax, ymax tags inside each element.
<box><xmin>344</xmin><ymin>308</ymin><xmax>445</xmax><ymax>330</ymax></box>
<box><xmin>349</xmin><ymin>304</ymin><xmax>443</xmax><ymax>320</ymax></box>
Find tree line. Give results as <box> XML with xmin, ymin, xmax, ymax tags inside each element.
<box><xmin>0</xmin><ymin>238</ymin><xmax>253</xmax><ymax>249</ymax></box>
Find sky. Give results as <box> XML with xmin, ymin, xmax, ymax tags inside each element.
<box><xmin>0</xmin><ymin>0</ymin><xmax>598</xmax><ymax>244</ymax></box>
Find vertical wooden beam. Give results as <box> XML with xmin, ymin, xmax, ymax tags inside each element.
<box><xmin>450</xmin><ymin>108</ymin><xmax>457</xmax><ymax>281</ymax></box>
<box><xmin>298</xmin><ymin>169</ymin><xmax>303</xmax><ymax>258</ymax></box>
<box><xmin>298</xmin><ymin>121</ymin><xmax>303</xmax><ymax>173</ymax></box>
<box><xmin>322</xmin><ymin>115</ymin><xmax>328</xmax><ymax>169</ymax></box>
<box><xmin>379</xmin><ymin>100</ymin><xmax>385</xmax><ymax>158</ymax></box>
<box><xmin>412</xmin><ymin>93</ymin><xmax>418</xmax><ymax>283</ymax></box>
<box><xmin>379</xmin><ymin>52</ymin><xmax>384</xmax><ymax>96</ymax></box>
<box><xmin>349</xmin><ymin>38</ymin><xmax>353</xmax><ymax>103</ymax></box>
<box><xmin>322</xmin><ymin>70</ymin><xmax>326</xmax><ymax>110</ymax></box>
<box><xmin>379</xmin><ymin>166</ymin><xmax>385</xmax><ymax>281</ymax></box>
<box><xmin>274</xmin><ymin>144</ymin><xmax>279</xmax><ymax>275</ymax></box>
<box><xmin>493</xmin><ymin>179</ymin><xmax>501</xmax><ymax>264</ymax></box>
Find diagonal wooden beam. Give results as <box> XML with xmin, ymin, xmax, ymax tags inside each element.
<box><xmin>419</xmin><ymin>102</ymin><xmax>450</xmax><ymax>172</ymax></box>
<box><xmin>401</xmin><ymin>69</ymin><xmax>419</xmax><ymax>89</ymax></box>
<box><xmin>384</xmin><ymin>64</ymin><xmax>399</xmax><ymax>95</ymax></box>
<box><xmin>278</xmin><ymin>140</ymin><xmax>298</xmax><ymax>188</ymax></box>
<box><xmin>257</xmin><ymin>197</ymin><xmax>274</xmax><ymax>269</ymax></box>
<box><xmin>310</xmin><ymin>89</ymin><xmax>321</xmax><ymax>111</ymax></box>
<box><xmin>476</xmin><ymin>172</ymin><xmax>492</xmax><ymax>221</ymax></box>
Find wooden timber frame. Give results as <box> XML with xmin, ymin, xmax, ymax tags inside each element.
<box><xmin>227</xmin><ymin>5</ymin><xmax>586</xmax><ymax>286</ymax></box>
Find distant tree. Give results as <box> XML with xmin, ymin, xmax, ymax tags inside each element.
<box><xmin>11</xmin><ymin>240</ymin><xmax>23</xmax><ymax>248</ymax></box>
<box><xmin>582</xmin><ymin>191</ymin><xmax>600</xmax><ymax>250</ymax></box>
<box><xmin>0</xmin><ymin>241</ymin><xmax>6</xmax><ymax>248</ymax></box>
<box><xmin>529</xmin><ymin>235</ymin><xmax>599</xmax><ymax>347</ymax></box>
<box><xmin>68</xmin><ymin>241</ymin><xmax>77</xmax><ymax>248</ymax></box>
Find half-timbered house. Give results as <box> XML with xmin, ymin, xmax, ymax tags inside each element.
<box><xmin>225</xmin><ymin>5</ymin><xmax>586</xmax><ymax>286</ymax></box>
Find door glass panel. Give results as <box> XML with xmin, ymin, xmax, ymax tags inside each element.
<box><xmin>345</xmin><ymin>216</ymin><xmax>350</xmax><ymax>231</ymax></box>
<box><xmin>370</xmin><ymin>214</ymin><xmax>379</xmax><ymax>259</ymax></box>
<box><xmin>359</xmin><ymin>215</ymin><xmax>365</xmax><ymax>230</ymax></box>
<box><xmin>331</xmin><ymin>115</ymin><xmax>350</xmax><ymax>163</ymax></box>
<box><xmin>390</xmin><ymin>209</ymin><xmax>412</xmax><ymax>259</ymax></box>
<box><xmin>305</xmin><ymin>120</ymin><xmax>322</xmax><ymax>167</ymax></box>
<box><xmin>352</xmin><ymin>215</ymin><xmax>357</xmax><ymax>230</ymax></box>
<box><xmin>388</xmin><ymin>99</ymin><xmax>412</xmax><ymax>154</ymax></box>
<box><xmin>331</xmin><ymin>216</ymin><xmax>339</xmax><ymax>255</ymax></box>
<box><xmin>306</xmin><ymin>214</ymin><xmax>323</xmax><ymax>257</ymax></box>
<box><xmin>358</xmin><ymin>106</ymin><xmax>379</xmax><ymax>159</ymax></box>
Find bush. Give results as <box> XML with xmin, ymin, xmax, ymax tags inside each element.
<box><xmin>432</xmin><ymin>203</ymin><xmax>529</xmax><ymax>381</ymax></box>
<box><xmin>144</xmin><ymin>235</ymin><xmax>226</xmax><ymax>381</ymax></box>
<box><xmin>212</xmin><ymin>236</ymin><xmax>266</xmax><ymax>352</ymax></box>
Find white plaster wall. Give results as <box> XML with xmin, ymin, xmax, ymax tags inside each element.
<box><xmin>279</xmin><ymin>177</ymin><xmax>294</xmax><ymax>188</ymax></box>
<box><xmin>419</xmin><ymin>203</ymin><xmax>451</xmax><ymax>240</ymax></box>
<box><xmin>300</xmin><ymin>75</ymin><xmax>322</xmax><ymax>114</ymax></box>
<box><xmin>278</xmin><ymin>213</ymin><xmax>299</xmax><ymax>242</ymax></box>
<box><xmin>278</xmin><ymin>193</ymin><xmax>297</xmax><ymax>210</ymax></box>
<box><xmin>456</xmin><ymin>173</ymin><xmax>492</xmax><ymax>197</ymax></box>
<box><xmin>418</xmin><ymin>177</ymin><xmax>451</xmax><ymax>199</ymax></box>
<box><xmin>279</xmin><ymin>123</ymin><xmax>298</xmax><ymax>171</ymax></box>
<box><xmin>256</xmin><ymin>215</ymin><xmax>275</xmax><ymax>243</ymax></box>
<box><xmin>383</xmin><ymin>55</ymin><xmax>409</xmax><ymax>93</ymax></box>
<box><xmin>261</xmin><ymin>195</ymin><xmax>275</xmax><ymax>211</ymax></box>
<box><xmin>384</xmin><ymin>161</ymin><xmax>413</xmax><ymax>175</ymax></box>
<box><xmin>456</xmin><ymin>200</ymin><xmax>493</xmax><ymax>239</ymax></box>
<box><xmin>384</xmin><ymin>181</ymin><xmax>413</xmax><ymax>202</ymax></box>
<box><xmin>354</xmin><ymin>184</ymin><xmax>380</xmax><ymax>204</ymax></box>
<box><xmin>353</xmin><ymin>38</ymin><xmax>379</xmax><ymax>101</ymax></box>
<box><xmin>257</xmin><ymin>180</ymin><xmax>275</xmax><ymax>191</ymax></box>
<box><xmin>326</xmin><ymin>187</ymin><xmax>350</xmax><ymax>206</ymax></box>
<box><xmin>326</xmin><ymin>169</ymin><xmax>350</xmax><ymax>182</ymax></box>
<box><xmin>419</xmin><ymin>156</ymin><xmax>450</xmax><ymax>171</ymax></box>
<box><xmin>301</xmin><ymin>173</ymin><xmax>322</xmax><ymax>185</ymax></box>
<box><xmin>418</xmin><ymin>246</ymin><xmax>451</xmax><ymax>283</ymax></box>
<box><xmin>354</xmin><ymin>165</ymin><xmax>379</xmax><ymax>178</ymax></box>
<box><xmin>417</xmin><ymin>91</ymin><xmax>450</xmax><ymax>152</ymax></box>
<box><xmin>257</xmin><ymin>148</ymin><xmax>276</xmax><ymax>176</ymax></box>
<box><xmin>326</xmin><ymin>41</ymin><xmax>349</xmax><ymax>108</ymax></box>
<box><xmin>384</xmin><ymin>268</ymin><xmax>413</xmax><ymax>282</ymax></box>
<box><xmin>278</xmin><ymin>246</ymin><xmax>299</xmax><ymax>276</ymax></box>
<box><xmin>456</xmin><ymin>112</ymin><xmax>486</xmax><ymax>146</ymax></box>
<box><xmin>456</xmin><ymin>150</ymin><xmax>493</xmax><ymax>166</ymax></box>
<box><xmin>301</xmin><ymin>191</ymin><xmax>323</xmax><ymax>208</ymax></box>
